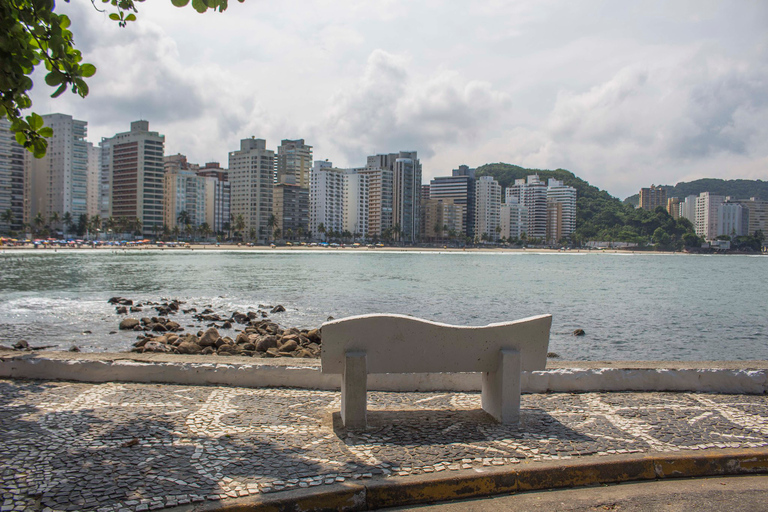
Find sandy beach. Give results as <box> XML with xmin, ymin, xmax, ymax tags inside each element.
<box><xmin>0</xmin><ymin>242</ymin><xmax>668</xmax><ymax>255</ymax></box>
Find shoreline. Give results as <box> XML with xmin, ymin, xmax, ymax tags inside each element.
<box><xmin>0</xmin><ymin>243</ymin><xmax>707</xmax><ymax>256</ymax></box>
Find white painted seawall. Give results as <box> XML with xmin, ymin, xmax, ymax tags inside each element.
<box><xmin>1</xmin><ymin>353</ymin><xmax>766</xmax><ymax>394</ymax></box>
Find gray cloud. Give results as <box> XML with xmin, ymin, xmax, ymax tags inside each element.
<box><xmin>322</xmin><ymin>50</ymin><xmax>510</xmax><ymax>165</ymax></box>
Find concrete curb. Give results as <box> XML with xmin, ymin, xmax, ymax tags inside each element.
<box><xmin>170</xmin><ymin>448</ymin><xmax>768</xmax><ymax>511</ymax></box>
<box><xmin>2</xmin><ymin>353</ymin><xmax>767</xmax><ymax>394</ymax></box>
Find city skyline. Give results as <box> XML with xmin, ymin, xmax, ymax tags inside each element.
<box><xmin>22</xmin><ymin>1</ymin><xmax>767</xmax><ymax>201</ymax></box>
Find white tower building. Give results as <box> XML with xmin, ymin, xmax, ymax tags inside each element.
<box><xmin>475</xmin><ymin>176</ymin><xmax>501</xmax><ymax>242</ymax></box>
<box><xmin>228</xmin><ymin>137</ymin><xmax>274</xmax><ymax>243</ymax></box>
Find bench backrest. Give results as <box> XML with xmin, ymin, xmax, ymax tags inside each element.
<box><xmin>321</xmin><ymin>314</ymin><xmax>552</xmax><ymax>374</ymax></box>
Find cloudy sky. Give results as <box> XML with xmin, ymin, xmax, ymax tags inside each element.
<box><xmin>28</xmin><ymin>0</ymin><xmax>768</xmax><ymax>199</ymax></box>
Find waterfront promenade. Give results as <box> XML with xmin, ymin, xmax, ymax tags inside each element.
<box><xmin>1</xmin><ymin>374</ymin><xmax>767</xmax><ymax>511</ymax></box>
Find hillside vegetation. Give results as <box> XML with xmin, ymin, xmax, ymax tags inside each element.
<box><xmin>475</xmin><ymin>163</ymin><xmax>700</xmax><ymax>249</ymax></box>
<box><xmin>623</xmin><ymin>178</ymin><xmax>768</xmax><ymax>206</ymax></box>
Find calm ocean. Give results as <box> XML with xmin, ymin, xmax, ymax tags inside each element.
<box><xmin>0</xmin><ymin>249</ymin><xmax>766</xmax><ymax>360</ymax></box>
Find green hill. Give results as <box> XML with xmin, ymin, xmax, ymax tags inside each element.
<box><xmin>475</xmin><ymin>163</ymin><xmax>700</xmax><ymax>248</ymax></box>
<box><xmin>623</xmin><ymin>179</ymin><xmax>768</xmax><ymax>206</ymax></box>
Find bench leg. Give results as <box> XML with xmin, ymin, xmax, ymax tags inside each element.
<box><xmin>481</xmin><ymin>348</ymin><xmax>522</xmax><ymax>426</ymax></box>
<box><xmin>341</xmin><ymin>351</ymin><xmax>367</xmax><ymax>429</ymax></box>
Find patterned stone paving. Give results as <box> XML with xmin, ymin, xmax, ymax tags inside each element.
<box><xmin>0</xmin><ymin>379</ymin><xmax>767</xmax><ymax>511</ymax></box>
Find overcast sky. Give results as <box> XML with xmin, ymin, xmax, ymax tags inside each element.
<box><xmin>28</xmin><ymin>0</ymin><xmax>768</xmax><ymax>199</ymax></box>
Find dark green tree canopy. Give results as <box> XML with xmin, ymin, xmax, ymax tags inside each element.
<box><xmin>1</xmin><ymin>0</ymin><xmax>242</xmax><ymax>157</ymax></box>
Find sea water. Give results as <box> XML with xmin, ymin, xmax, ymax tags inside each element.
<box><xmin>0</xmin><ymin>249</ymin><xmax>765</xmax><ymax>360</ymax></box>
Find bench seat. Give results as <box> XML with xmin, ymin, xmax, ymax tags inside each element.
<box><xmin>321</xmin><ymin>314</ymin><xmax>552</xmax><ymax>428</ymax></box>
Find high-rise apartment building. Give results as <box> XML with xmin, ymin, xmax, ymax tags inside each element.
<box><xmin>393</xmin><ymin>153</ymin><xmax>421</xmax><ymax>242</ymax></box>
<box><xmin>695</xmin><ymin>192</ymin><xmax>725</xmax><ymax>240</ymax></box>
<box><xmin>546</xmin><ymin>199</ymin><xmax>564</xmax><ymax>243</ymax></box>
<box><xmin>422</xmin><ymin>198</ymin><xmax>464</xmax><ymax>241</ymax></box>
<box><xmin>86</xmin><ymin>143</ymin><xmax>100</xmax><ymax>218</ymax></box>
<box><xmin>273</xmin><ymin>181</ymin><xmax>309</xmax><ymax>239</ymax></box>
<box><xmin>343</xmin><ymin>170</ymin><xmax>369</xmax><ymax>237</ymax></box>
<box><xmin>98</xmin><ymin>138</ymin><xmax>111</xmax><ymax>219</ymax></box>
<box><xmin>309</xmin><ymin>161</ymin><xmax>369</xmax><ymax>239</ymax></box>
<box><xmin>310</xmin><ymin>161</ymin><xmax>345</xmax><ymax>237</ymax></box>
<box><xmin>360</xmin><ymin>161</ymin><xmax>393</xmax><ymax>239</ymax></box>
<box><xmin>717</xmin><ymin>202</ymin><xmax>748</xmax><ymax>238</ymax></box>
<box><xmin>429</xmin><ymin>165</ymin><xmax>475</xmax><ymax>238</ymax></box>
<box><xmin>197</xmin><ymin>162</ymin><xmax>230</xmax><ymax>234</ymax></box>
<box><xmin>363</xmin><ymin>151</ymin><xmax>421</xmax><ymax>242</ymax></box>
<box><xmin>229</xmin><ymin>137</ymin><xmax>274</xmax><ymax>243</ymax></box>
<box><xmin>639</xmin><ymin>185</ymin><xmax>667</xmax><ymax>211</ymax></box>
<box><xmin>667</xmin><ymin>197</ymin><xmax>681</xmax><ymax>219</ymax></box>
<box><xmin>163</xmin><ymin>169</ymin><xmax>209</xmax><ymax>230</ymax></box>
<box><xmin>733</xmin><ymin>198</ymin><xmax>768</xmax><ymax>236</ymax></box>
<box><xmin>546</xmin><ymin>178</ymin><xmax>577</xmax><ymax>241</ymax></box>
<box><xmin>507</xmin><ymin>175</ymin><xmax>547</xmax><ymax>239</ymax></box>
<box><xmin>26</xmin><ymin>113</ymin><xmax>89</xmax><ymax>223</ymax></box>
<box><xmin>475</xmin><ymin>176</ymin><xmax>501</xmax><ymax>242</ymax></box>
<box><xmin>679</xmin><ymin>195</ymin><xmax>697</xmax><ymax>224</ymax></box>
<box><xmin>276</xmin><ymin>139</ymin><xmax>312</xmax><ymax>188</ymax></box>
<box><xmin>102</xmin><ymin>120</ymin><xmax>165</xmax><ymax>235</ymax></box>
<box><xmin>0</xmin><ymin>118</ymin><xmax>25</xmax><ymax>232</ymax></box>
<box><xmin>499</xmin><ymin>196</ymin><xmax>528</xmax><ymax>240</ymax></box>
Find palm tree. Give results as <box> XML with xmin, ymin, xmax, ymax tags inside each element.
<box><xmin>76</xmin><ymin>213</ymin><xmax>89</xmax><ymax>238</ymax></box>
<box><xmin>392</xmin><ymin>223</ymin><xmax>401</xmax><ymax>243</ymax></box>
<box><xmin>62</xmin><ymin>212</ymin><xmax>73</xmax><ymax>236</ymax></box>
<box><xmin>184</xmin><ymin>222</ymin><xmax>194</xmax><ymax>241</ymax></box>
<box><xmin>90</xmin><ymin>214</ymin><xmax>102</xmax><ymax>240</ymax></box>
<box><xmin>235</xmin><ymin>214</ymin><xmax>245</xmax><ymax>242</ymax></box>
<box><xmin>177</xmin><ymin>210</ymin><xmax>190</xmax><ymax>228</ymax></box>
<box><xmin>33</xmin><ymin>212</ymin><xmax>45</xmax><ymax>236</ymax></box>
<box><xmin>49</xmin><ymin>211</ymin><xmax>60</xmax><ymax>233</ymax></box>
<box><xmin>105</xmin><ymin>216</ymin><xmax>117</xmax><ymax>240</ymax></box>
<box><xmin>172</xmin><ymin>225</ymin><xmax>180</xmax><ymax>241</ymax></box>
<box><xmin>222</xmin><ymin>221</ymin><xmax>231</xmax><ymax>242</ymax></box>
<box><xmin>285</xmin><ymin>228</ymin><xmax>293</xmax><ymax>241</ymax></box>
<box><xmin>133</xmin><ymin>217</ymin><xmax>142</xmax><ymax>238</ymax></box>
<box><xmin>317</xmin><ymin>222</ymin><xmax>326</xmax><ymax>241</ymax></box>
<box><xmin>248</xmin><ymin>227</ymin><xmax>256</xmax><ymax>242</ymax></box>
<box><xmin>199</xmin><ymin>222</ymin><xmax>211</xmax><ymax>241</ymax></box>
<box><xmin>267</xmin><ymin>214</ymin><xmax>277</xmax><ymax>240</ymax></box>
<box><xmin>1</xmin><ymin>209</ymin><xmax>14</xmax><ymax>234</ymax></box>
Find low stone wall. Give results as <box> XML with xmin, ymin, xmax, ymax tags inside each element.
<box><xmin>1</xmin><ymin>353</ymin><xmax>766</xmax><ymax>394</ymax></box>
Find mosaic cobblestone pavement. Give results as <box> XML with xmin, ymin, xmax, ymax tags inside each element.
<box><xmin>1</xmin><ymin>380</ymin><xmax>767</xmax><ymax>511</ymax></box>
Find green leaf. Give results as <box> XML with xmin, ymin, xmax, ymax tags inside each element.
<box><xmin>15</xmin><ymin>132</ymin><xmax>26</xmax><ymax>146</ymax></box>
<box><xmin>32</xmin><ymin>139</ymin><xmax>48</xmax><ymax>159</ymax></box>
<box><xmin>125</xmin><ymin>14</ymin><xmax>136</xmax><ymax>21</ymax></box>
<box><xmin>51</xmin><ymin>83</ymin><xmax>67</xmax><ymax>98</ymax></box>
<box><xmin>75</xmin><ymin>79</ymin><xmax>89</xmax><ymax>97</ymax></box>
<box><xmin>191</xmin><ymin>0</ymin><xmax>208</xmax><ymax>13</ymax></box>
<box><xmin>45</xmin><ymin>71</ymin><xmax>63</xmax><ymax>86</ymax></box>
<box><xmin>27</xmin><ymin>113</ymin><xmax>44</xmax><ymax>130</ymax></box>
<box><xmin>109</xmin><ymin>13</ymin><xmax>121</xmax><ymax>20</ymax></box>
<box><xmin>39</xmin><ymin>127</ymin><xmax>54</xmax><ymax>138</ymax></box>
<box><xmin>59</xmin><ymin>15</ymin><xmax>71</xmax><ymax>29</ymax></box>
<box><xmin>80</xmin><ymin>63</ymin><xmax>96</xmax><ymax>77</ymax></box>
<box><xmin>171</xmin><ymin>0</ymin><xmax>190</xmax><ymax>6</ymax></box>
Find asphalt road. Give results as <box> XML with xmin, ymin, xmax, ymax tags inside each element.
<box><xmin>382</xmin><ymin>475</ymin><xmax>768</xmax><ymax>511</ymax></box>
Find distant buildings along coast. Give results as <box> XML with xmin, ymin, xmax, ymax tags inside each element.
<box><xmin>638</xmin><ymin>185</ymin><xmax>767</xmax><ymax>248</ymax></box>
<box><xmin>0</xmin><ymin>113</ymin><xmax>580</xmax><ymax>244</ymax></box>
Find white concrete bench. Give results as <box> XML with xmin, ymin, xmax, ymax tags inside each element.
<box><xmin>320</xmin><ymin>313</ymin><xmax>552</xmax><ymax>429</ymax></box>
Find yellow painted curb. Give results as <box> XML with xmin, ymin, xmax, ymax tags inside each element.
<box><xmin>365</xmin><ymin>467</ymin><xmax>517</xmax><ymax>509</ymax></box>
<box><xmin>176</xmin><ymin>448</ymin><xmax>768</xmax><ymax>511</ymax></box>
<box><xmin>654</xmin><ymin>448</ymin><xmax>768</xmax><ymax>478</ymax></box>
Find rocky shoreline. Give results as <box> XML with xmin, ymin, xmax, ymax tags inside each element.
<box><xmin>2</xmin><ymin>297</ymin><xmax>324</xmax><ymax>358</ymax></box>
<box><xmin>109</xmin><ymin>297</ymin><xmax>323</xmax><ymax>358</ymax></box>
